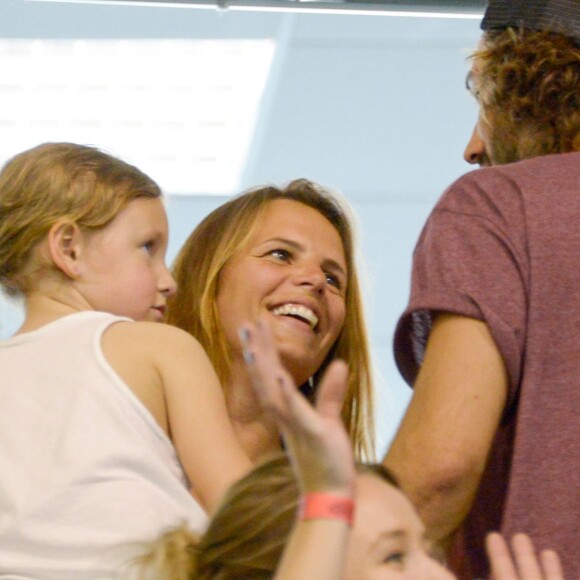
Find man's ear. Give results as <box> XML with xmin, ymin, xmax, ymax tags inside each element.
<box><xmin>47</xmin><ymin>220</ymin><xmax>84</xmax><ymax>278</ymax></box>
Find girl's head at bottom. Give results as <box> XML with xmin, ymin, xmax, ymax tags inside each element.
<box><xmin>136</xmin><ymin>453</ymin><xmax>454</xmax><ymax>579</ymax></box>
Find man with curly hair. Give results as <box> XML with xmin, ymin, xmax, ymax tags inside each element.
<box><xmin>383</xmin><ymin>1</ymin><xmax>579</xmax><ymax>578</ymax></box>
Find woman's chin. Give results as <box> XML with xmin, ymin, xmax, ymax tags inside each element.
<box><xmin>271</xmin><ymin>325</ymin><xmax>328</xmax><ymax>377</ymax></box>
<box><xmin>277</xmin><ymin>349</ymin><xmax>322</xmax><ymax>387</ymax></box>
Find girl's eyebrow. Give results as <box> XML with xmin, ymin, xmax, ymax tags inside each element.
<box><xmin>377</xmin><ymin>530</ymin><xmax>406</xmax><ymax>541</ymax></box>
<box><xmin>141</xmin><ymin>229</ymin><xmax>166</xmax><ymax>244</ymax></box>
<box><xmin>370</xmin><ymin>529</ymin><xmax>407</xmax><ymax>551</ymax></box>
<box><xmin>262</xmin><ymin>237</ymin><xmax>347</xmax><ymax>277</ymax></box>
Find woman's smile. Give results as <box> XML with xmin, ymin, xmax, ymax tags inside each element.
<box><xmin>217</xmin><ymin>199</ymin><xmax>347</xmax><ymax>385</ymax></box>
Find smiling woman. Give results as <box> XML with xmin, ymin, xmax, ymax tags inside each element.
<box><xmin>166</xmin><ymin>179</ymin><xmax>375</xmax><ymax>460</ymax></box>
<box><xmin>217</xmin><ymin>200</ymin><xmax>347</xmax><ymax>390</ymax></box>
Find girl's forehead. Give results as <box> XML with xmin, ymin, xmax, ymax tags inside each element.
<box><xmin>354</xmin><ymin>473</ymin><xmax>422</xmax><ymax>531</ymax></box>
<box><xmin>108</xmin><ymin>197</ymin><xmax>168</xmax><ymax>232</ymax></box>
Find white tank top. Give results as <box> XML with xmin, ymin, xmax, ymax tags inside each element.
<box><xmin>0</xmin><ymin>311</ymin><xmax>208</xmax><ymax>579</ymax></box>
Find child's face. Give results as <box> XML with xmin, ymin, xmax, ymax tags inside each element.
<box><xmin>344</xmin><ymin>474</ymin><xmax>455</xmax><ymax>580</ymax></box>
<box><xmin>75</xmin><ymin>197</ymin><xmax>176</xmax><ymax>322</ymax></box>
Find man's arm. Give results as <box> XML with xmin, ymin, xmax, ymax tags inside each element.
<box><xmin>384</xmin><ymin>312</ymin><xmax>509</xmax><ymax>544</ymax></box>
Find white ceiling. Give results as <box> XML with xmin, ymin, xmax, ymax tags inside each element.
<box><xmin>2</xmin><ymin>0</ymin><xmax>482</xmax><ymax>202</ymax></box>
<box><xmin>0</xmin><ymin>0</ymin><xmax>486</xmax><ymax>447</ymax></box>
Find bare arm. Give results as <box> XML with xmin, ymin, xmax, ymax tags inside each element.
<box><xmin>103</xmin><ymin>321</ymin><xmax>252</xmax><ymax>513</ymax></box>
<box><xmin>241</xmin><ymin>318</ymin><xmax>355</xmax><ymax>580</ymax></box>
<box><xmin>156</xmin><ymin>326</ymin><xmax>253</xmax><ymax>512</ymax></box>
<box><xmin>384</xmin><ymin>312</ymin><xmax>509</xmax><ymax>544</ymax></box>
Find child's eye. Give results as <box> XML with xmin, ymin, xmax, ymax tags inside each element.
<box><xmin>383</xmin><ymin>551</ymin><xmax>406</xmax><ymax>567</ymax></box>
<box><xmin>142</xmin><ymin>240</ymin><xmax>155</xmax><ymax>254</ymax></box>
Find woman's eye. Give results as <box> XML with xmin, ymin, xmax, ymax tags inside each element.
<box><xmin>325</xmin><ymin>272</ymin><xmax>342</xmax><ymax>289</ymax></box>
<box><xmin>269</xmin><ymin>249</ymin><xmax>290</xmax><ymax>261</ymax></box>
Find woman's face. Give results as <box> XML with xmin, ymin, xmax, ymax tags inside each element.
<box><xmin>217</xmin><ymin>199</ymin><xmax>347</xmax><ymax>385</ymax></box>
<box><xmin>345</xmin><ymin>474</ymin><xmax>455</xmax><ymax>580</ymax></box>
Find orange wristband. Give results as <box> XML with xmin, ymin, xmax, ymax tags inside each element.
<box><xmin>298</xmin><ymin>493</ymin><xmax>355</xmax><ymax>527</ymax></box>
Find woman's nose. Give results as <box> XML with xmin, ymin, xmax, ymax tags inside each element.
<box><xmin>291</xmin><ymin>264</ymin><xmax>326</xmax><ymax>292</ymax></box>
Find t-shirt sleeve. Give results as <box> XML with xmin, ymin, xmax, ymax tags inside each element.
<box><xmin>394</xmin><ymin>172</ymin><xmax>529</xmax><ymax>405</ymax></box>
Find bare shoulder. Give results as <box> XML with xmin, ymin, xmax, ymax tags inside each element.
<box><xmin>103</xmin><ymin>320</ymin><xmax>205</xmax><ymax>360</ymax></box>
<box><xmin>101</xmin><ymin>321</ymin><xmax>205</xmax><ymax>433</ymax></box>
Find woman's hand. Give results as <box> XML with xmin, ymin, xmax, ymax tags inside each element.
<box><xmin>486</xmin><ymin>532</ymin><xmax>564</xmax><ymax>580</ymax></box>
<box><xmin>239</xmin><ymin>317</ymin><xmax>355</xmax><ymax>496</ymax></box>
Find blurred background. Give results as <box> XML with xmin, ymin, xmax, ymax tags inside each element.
<box><xmin>0</xmin><ymin>0</ymin><xmax>482</xmax><ymax>454</ymax></box>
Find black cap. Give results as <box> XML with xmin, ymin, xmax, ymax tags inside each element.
<box><xmin>481</xmin><ymin>0</ymin><xmax>580</xmax><ymax>41</ymax></box>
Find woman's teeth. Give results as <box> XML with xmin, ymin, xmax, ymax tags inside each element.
<box><xmin>271</xmin><ymin>304</ymin><xmax>319</xmax><ymax>330</ymax></box>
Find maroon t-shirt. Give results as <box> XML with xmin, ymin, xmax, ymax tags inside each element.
<box><xmin>394</xmin><ymin>152</ymin><xmax>580</xmax><ymax>579</ymax></box>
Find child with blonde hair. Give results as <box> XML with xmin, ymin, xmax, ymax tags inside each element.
<box><xmin>0</xmin><ymin>142</ymin><xmax>251</xmax><ymax>578</ymax></box>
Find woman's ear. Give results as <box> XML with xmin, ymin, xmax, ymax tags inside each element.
<box><xmin>47</xmin><ymin>220</ymin><xmax>84</xmax><ymax>278</ymax></box>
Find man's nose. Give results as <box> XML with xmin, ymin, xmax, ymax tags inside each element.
<box><xmin>463</xmin><ymin>124</ymin><xmax>487</xmax><ymax>165</ymax></box>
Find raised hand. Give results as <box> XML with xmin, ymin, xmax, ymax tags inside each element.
<box><xmin>239</xmin><ymin>317</ymin><xmax>355</xmax><ymax>495</ymax></box>
<box><xmin>487</xmin><ymin>533</ymin><xmax>564</xmax><ymax>580</ymax></box>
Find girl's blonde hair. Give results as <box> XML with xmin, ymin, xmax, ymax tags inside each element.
<box><xmin>0</xmin><ymin>142</ymin><xmax>161</xmax><ymax>296</ymax></box>
<box><xmin>134</xmin><ymin>454</ymin><xmax>398</xmax><ymax>579</ymax></box>
<box><xmin>166</xmin><ymin>179</ymin><xmax>375</xmax><ymax>460</ymax></box>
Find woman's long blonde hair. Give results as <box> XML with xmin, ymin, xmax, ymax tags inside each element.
<box><xmin>167</xmin><ymin>179</ymin><xmax>375</xmax><ymax>460</ymax></box>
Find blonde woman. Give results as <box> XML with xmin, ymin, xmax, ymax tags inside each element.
<box><xmin>167</xmin><ymin>179</ymin><xmax>375</xmax><ymax>461</ymax></box>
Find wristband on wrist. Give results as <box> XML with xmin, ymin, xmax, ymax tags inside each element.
<box><xmin>298</xmin><ymin>493</ymin><xmax>355</xmax><ymax>527</ymax></box>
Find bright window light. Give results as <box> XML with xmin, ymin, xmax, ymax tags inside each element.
<box><xmin>26</xmin><ymin>0</ymin><xmax>485</xmax><ymax>20</ymax></box>
<box><xmin>0</xmin><ymin>39</ymin><xmax>275</xmax><ymax>194</ymax></box>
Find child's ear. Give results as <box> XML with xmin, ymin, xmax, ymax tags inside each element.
<box><xmin>47</xmin><ymin>220</ymin><xmax>84</xmax><ymax>278</ymax></box>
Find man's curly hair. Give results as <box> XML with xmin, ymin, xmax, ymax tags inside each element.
<box><xmin>469</xmin><ymin>28</ymin><xmax>580</xmax><ymax>163</ymax></box>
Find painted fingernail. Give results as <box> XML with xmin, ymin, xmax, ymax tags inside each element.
<box><xmin>239</xmin><ymin>326</ymin><xmax>250</xmax><ymax>344</ymax></box>
<box><xmin>243</xmin><ymin>349</ymin><xmax>255</xmax><ymax>365</ymax></box>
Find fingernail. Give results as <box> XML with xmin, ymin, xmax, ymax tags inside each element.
<box><xmin>238</xmin><ymin>326</ymin><xmax>250</xmax><ymax>344</ymax></box>
<box><xmin>243</xmin><ymin>349</ymin><xmax>255</xmax><ymax>365</ymax></box>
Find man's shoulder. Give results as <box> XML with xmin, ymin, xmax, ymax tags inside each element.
<box><xmin>437</xmin><ymin>152</ymin><xmax>579</xmax><ymax>215</ymax></box>
<box><xmin>453</xmin><ymin>152</ymin><xmax>577</xmax><ymax>184</ymax></box>
<box><xmin>434</xmin><ymin>165</ymin><xmax>519</xmax><ymax>218</ymax></box>
<box><xmin>470</xmin><ymin>152</ymin><xmax>578</xmax><ymax>184</ymax></box>
<box><xmin>498</xmin><ymin>151</ymin><xmax>579</xmax><ymax>177</ymax></box>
